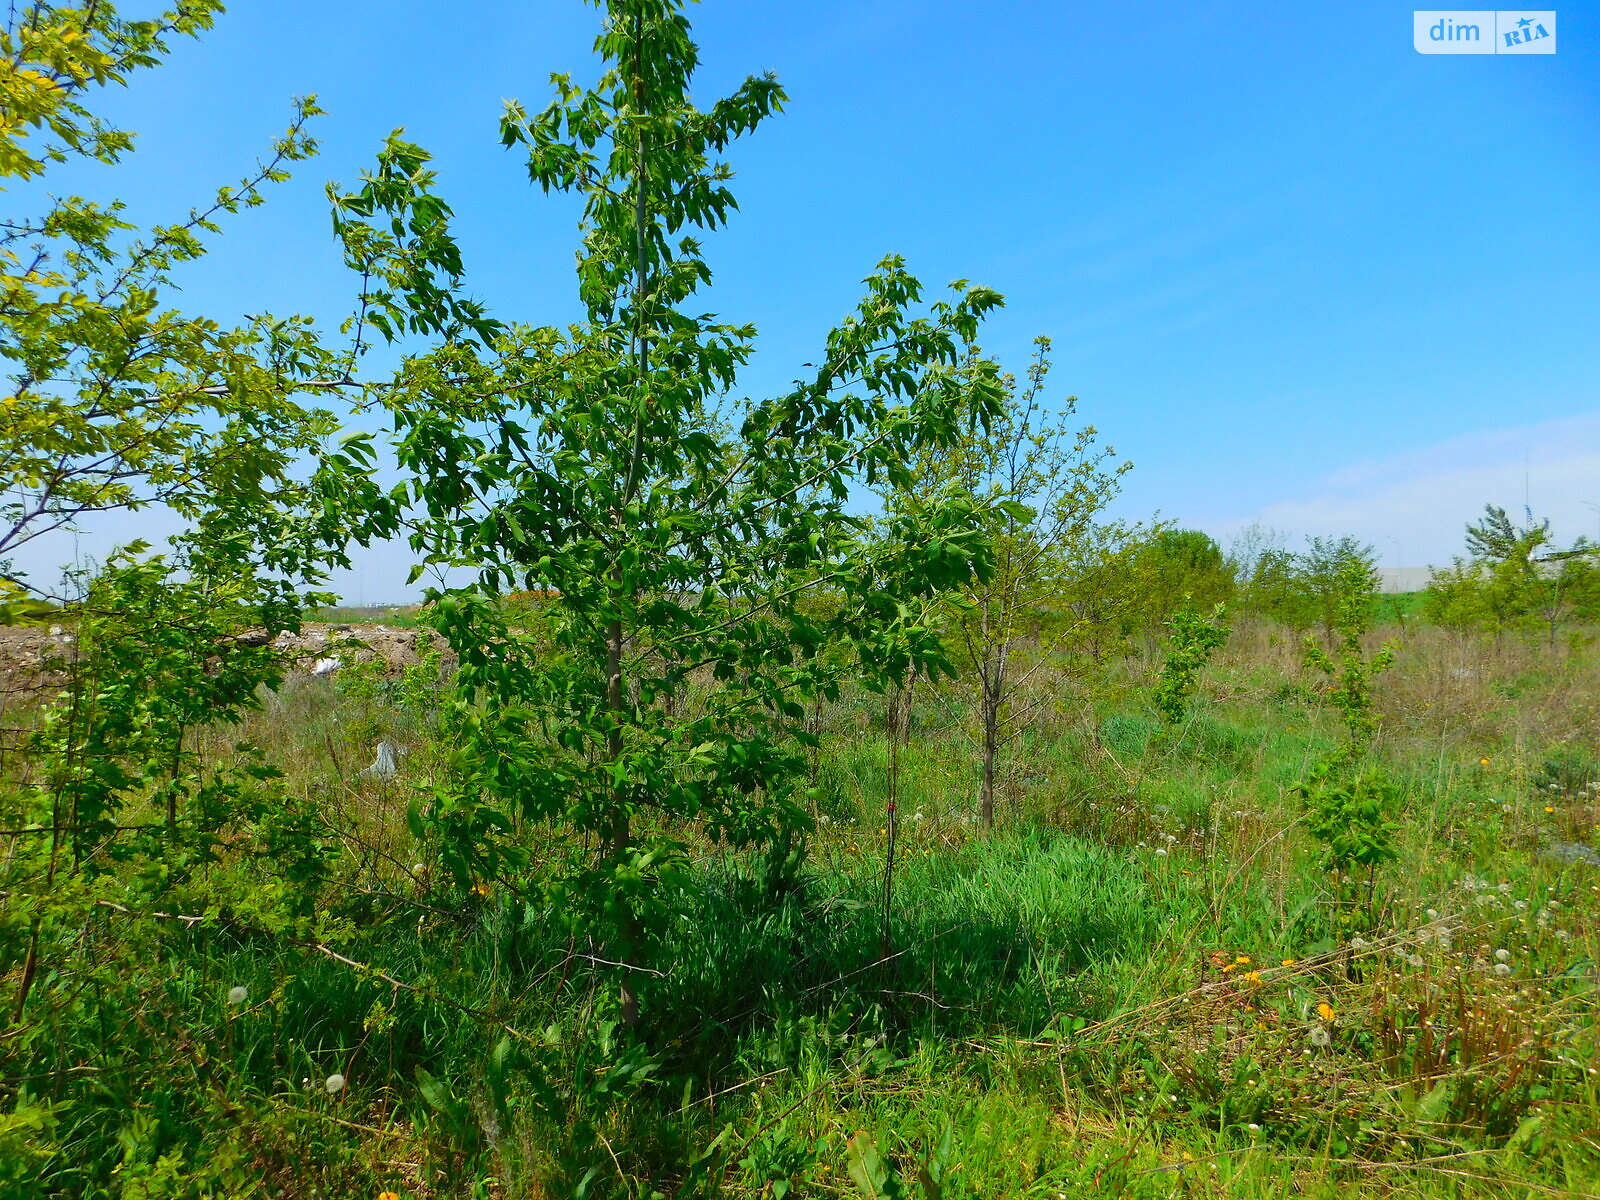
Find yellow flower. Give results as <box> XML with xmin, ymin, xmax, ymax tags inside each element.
<box><xmin>1244</xmin><ymin>971</ymin><xmax>1263</xmax><ymax>985</ymax></box>
<box><xmin>1479</xmin><ymin>757</ymin><xmax>1490</xmax><ymax>766</ymax></box>
<box><xmin>1544</xmin><ymin>806</ymin><xmax>1555</xmax><ymax>813</ymax></box>
<box><xmin>1221</xmin><ymin>963</ymin><xmax>1237</xmax><ymax>974</ymax></box>
<box><xmin>1235</xmin><ymin>955</ymin><xmax>1251</xmax><ymax>965</ymax></box>
<box><xmin>471</xmin><ymin>883</ymin><xmax>491</xmax><ymax>898</ymax></box>
<box><xmin>1317</xmin><ymin>1001</ymin><xmax>1335</xmax><ymax>1021</ymax></box>
<box><xmin>1281</xmin><ymin>958</ymin><xmax>1297</xmax><ymax>967</ymax></box>
<box><xmin>378</xmin><ymin>1193</ymin><xmax>401</xmax><ymax>1200</ymax></box>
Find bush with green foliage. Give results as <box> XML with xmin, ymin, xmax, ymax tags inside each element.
<box><xmin>1129</xmin><ymin>528</ymin><xmax>1234</xmax><ymax>629</ymax></box>
<box><xmin>1151</xmin><ymin>601</ymin><xmax>1229</xmax><ymax>724</ymax></box>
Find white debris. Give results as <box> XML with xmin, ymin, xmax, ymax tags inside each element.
<box><xmin>311</xmin><ymin>657</ymin><xmax>342</xmax><ymax>677</ymax></box>
<box><xmin>357</xmin><ymin>740</ymin><xmax>403</xmax><ymax>782</ymax></box>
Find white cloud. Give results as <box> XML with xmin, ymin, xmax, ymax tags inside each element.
<box><xmin>1208</xmin><ymin>412</ymin><xmax>1600</xmax><ymax>566</ymax></box>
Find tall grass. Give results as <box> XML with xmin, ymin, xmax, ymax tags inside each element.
<box><xmin>2</xmin><ymin>617</ymin><xmax>1598</xmax><ymax>1197</ymax></box>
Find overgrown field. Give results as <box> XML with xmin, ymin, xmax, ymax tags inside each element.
<box><xmin>1</xmin><ymin>5</ymin><xmax>1596</xmax><ymax>1197</ymax></box>
<box><xmin>3</xmin><ymin>618</ymin><xmax>1596</xmax><ymax>1199</ymax></box>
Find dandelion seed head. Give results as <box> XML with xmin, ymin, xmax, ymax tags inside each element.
<box><xmin>324</xmin><ymin>1073</ymin><xmax>346</xmax><ymax>1094</ymax></box>
<box><xmin>227</xmin><ymin>986</ymin><xmax>248</xmax><ymax>1006</ymax></box>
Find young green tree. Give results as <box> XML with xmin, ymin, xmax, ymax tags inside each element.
<box><xmin>889</xmin><ymin>338</ymin><xmax>1131</xmax><ymax>829</ymax></box>
<box><xmin>1228</xmin><ymin>522</ymin><xmax>1302</xmax><ymax>625</ymax></box>
<box><xmin>1424</xmin><ymin>505</ymin><xmax>1597</xmax><ymax>643</ymax></box>
<box><xmin>0</xmin><ymin>3</ymin><xmax>359</xmax><ymax>607</ymax></box>
<box><xmin>0</xmin><ymin>9</ymin><xmax>384</xmax><ymax>1187</ymax></box>
<box><xmin>331</xmin><ymin>0</ymin><xmax>1007</xmax><ymax>1024</ymax></box>
<box><xmin>1151</xmin><ymin>601</ymin><xmax>1229</xmax><ymax>725</ymax></box>
<box><xmin>1294</xmin><ymin>555</ymin><xmax>1400</xmax><ymax>936</ymax></box>
<box><xmin>0</xmin><ymin>0</ymin><xmax>373</xmax><ymax>885</ymax></box>
<box><xmin>1129</xmin><ymin>528</ymin><xmax>1234</xmax><ymax>631</ymax></box>
<box><xmin>1299</xmin><ymin>535</ymin><xmax>1378</xmax><ymax>643</ymax></box>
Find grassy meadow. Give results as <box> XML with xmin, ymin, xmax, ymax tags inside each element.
<box><xmin>4</xmin><ymin>613</ymin><xmax>1597</xmax><ymax>1199</ymax></box>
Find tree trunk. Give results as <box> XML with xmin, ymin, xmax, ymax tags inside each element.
<box><xmin>979</xmin><ymin>662</ymin><xmax>999</xmax><ymax>830</ymax></box>
<box><xmin>881</xmin><ymin>685</ymin><xmax>901</xmax><ymax>964</ymax></box>
<box><xmin>608</xmin><ymin>7</ymin><xmax>650</xmax><ymax>1032</ymax></box>
<box><xmin>606</xmin><ymin>605</ymin><xmax>639</xmax><ymax>1029</ymax></box>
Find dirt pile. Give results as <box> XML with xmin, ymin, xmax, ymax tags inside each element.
<box><xmin>268</xmin><ymin>623</ymin><xmax>448</xmax><ymax>676</ymax></box>
<box><xmin>0</xmin><ymin>622</ymin><xmax>449</xmax><ymax>697</ymax></box>
<box><xmin>0</xmin><ymin>626</ymin><xmax>76</xmax><ymax>698</ymax></box>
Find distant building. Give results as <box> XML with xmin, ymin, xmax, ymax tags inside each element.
<box><xmin>1376</xmin><ymin>568</ymin><xmax>1433</xmax><ymax>594</ymax></box>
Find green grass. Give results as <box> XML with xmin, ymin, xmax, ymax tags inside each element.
<box><xmin>3</xmin><ymin>620</ymin><xmax>1599</xmax><ymax>1198</ymax></box>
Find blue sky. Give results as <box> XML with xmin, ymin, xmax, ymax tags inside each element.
<box><xmin>16</xmin><ymin>1</ymin><xmax>1599</xmax><ymax>600</ymax></box>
